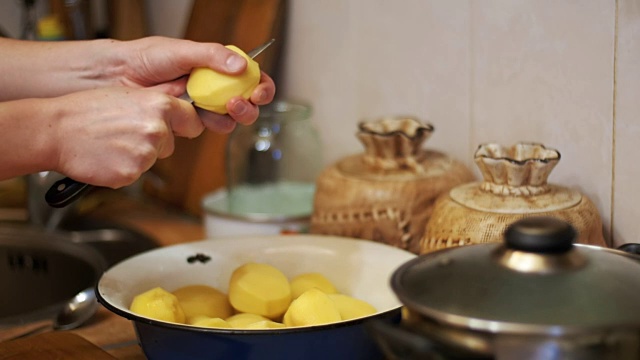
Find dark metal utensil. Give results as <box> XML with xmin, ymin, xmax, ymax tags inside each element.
<box><xmin>3</xmin><ymin>287</ymin><xmax>98</xmax><ymax>341</ymax></box>
<box><xmin>45</xmin><ymin>39</ymin><xmax>275</xmax><ymax>208</ymax></box>
<box><xmin>45</xmin><ymin>177</ymin><xmax>91</xmax><ymax>208</ymax></box>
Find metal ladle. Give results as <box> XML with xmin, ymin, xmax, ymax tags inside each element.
<box><xmin>4</xmin><ymin>287</ymin><xmax>98</xmax><ymax>341</ymax></box>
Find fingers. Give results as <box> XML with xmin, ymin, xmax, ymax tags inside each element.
<box><xmin>213</xmin><ymin>73</ymin><xmax>274</xmax><ymax>127</ymax></box>
<box><xmin>178</xmin><ymin>41</ymin><xmax>248</xmax><ymax>75</ymax></box>
<box><xmin>156</xmin><ymin>126</ymin><xmax>175</xmax><ymax>159</ymax></box>
<box><xmin>123</xmin><ymin>39</ymin><xmax>249</xmax><ymax>88</ymax></box>
<box><xmin>150</xmin><ymin>76</ymin><xmax>189</xmax><ymax>97</ymax></box>
<box><xmin>193</xmin><ymin>72</ymin><xmax>274</xmax><ymax>132</ymax></box>
<box><xmin>250</xmin><ymin>72</ymin><xmax>276</xmax><ymax>105</ymax></box>
<box><xmin>168</xmin><ymin>97</ymin><xmax>205</xmax><ymax>138</ymax></box>
<box><xmin>197</xmin><ymin>106</ymin><xmax>238</xmax><ymax>133</ymax></box>
<box><xmin>227</xmin><ymin>97</ymin><xmax>260</xmax><ymax>126</ymax></box>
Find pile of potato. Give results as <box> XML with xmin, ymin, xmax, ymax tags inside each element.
<box><xmin>129</xmin><ymin>262</ymin><xmax>377</xmax><ymax>329</ymax></box>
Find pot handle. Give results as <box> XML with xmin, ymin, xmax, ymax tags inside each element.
<box><xmin>366</xmin><ymin>319</ymin><xmax>445</xmax><ymax>360</ymax></box>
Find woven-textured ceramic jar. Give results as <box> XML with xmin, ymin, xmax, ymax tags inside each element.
<box><xmin>310</xmin><ymin>117</ymin><xmax>475</xmax><ymax>254</ymax></box>
<box><xmin>420</xmin><ymin>142</ymin><xmax>607</xmax><ymax>254</ymax></box>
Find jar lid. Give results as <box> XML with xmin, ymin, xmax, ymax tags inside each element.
<box><xmin>391</xmin><ymin>217</ymin><xmax>640</xmax><ymax>334</ymax></box>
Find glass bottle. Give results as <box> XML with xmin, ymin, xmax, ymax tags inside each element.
<box><xmin>225</xmin><ymin>100</ymin><xmax>323</xmax><ymax>218</ymax></box>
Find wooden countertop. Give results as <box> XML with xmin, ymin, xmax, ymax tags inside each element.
<box><xmin>0</xmin><ymin>189</ymin><xmax>208</xmax><ymax>359</ymax></box>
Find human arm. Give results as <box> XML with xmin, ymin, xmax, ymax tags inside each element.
<box><xmin>0</xmin><ymin>36</ymin><xmax>276</xmax><ymax>130</ymax></box>
<box><xmin>0</xmin><ymin>86</ymin><xmax>204</xmax><ymax>188</ymax></box>
<box><xmin>0</xmin><ymin>36</ymin><xmax>276</xmax><ymax>186</ymax></box>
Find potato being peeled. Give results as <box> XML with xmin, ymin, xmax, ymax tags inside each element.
<box><xmin>186</xmin><ymin>45</ymin><xmax>260</xmax><ymax>114</ymax></box>
<box><xmin>130</xmin><ymin>287</ymin><xmax>186</xmax><ymax>324</ymax></box>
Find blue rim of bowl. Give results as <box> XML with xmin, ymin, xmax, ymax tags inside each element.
<box><xmin>95</xmin><ymin>287</ymin><xmax>400</xmax><ymax>335</ymax></box>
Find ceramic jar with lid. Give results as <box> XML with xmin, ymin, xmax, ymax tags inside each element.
<box><xmin>310</xmin><ymin>117</ymin><xmax>475</xmax><ymax>254</ymax></box>
<box><xmin>420</xmin><ymin>142</ymin><xmax>607</xmax><ymax>254</ymax></box>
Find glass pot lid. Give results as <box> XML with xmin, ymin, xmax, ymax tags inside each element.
<box><xmin>391</xmin><ymin>217</ymin><xmax>640</xmax><ymax>335</ymax></box>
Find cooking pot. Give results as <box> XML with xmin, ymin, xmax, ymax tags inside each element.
<box><xmin>369</xmin><ymin>216</ymin><xmax>640</xmax><ymax>360</ymax></box>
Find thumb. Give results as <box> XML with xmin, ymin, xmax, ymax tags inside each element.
<box><xmin>169</xmin><ymin>97</ymin><xmax>206</xmax><ymax>139</ymax></box>
<box><xmin>149</xmin><ymin>76</ymin><xmax>188</xmax><ymax>97</ymax></box>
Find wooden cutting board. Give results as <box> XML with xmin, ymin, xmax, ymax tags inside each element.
<box><xmin>0</xmin><ymin>332</ymin><xmax>116</xmax><ymax>360</ymax></box>
<box><xmin>144</xmin><ymin>0</ymin><xmax>287</xmax><ymax>216</ymax></box>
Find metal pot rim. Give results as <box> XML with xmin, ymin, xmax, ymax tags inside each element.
<box><xmin>391</xmin><ymin>243</ymin><xmax>640</xmax><ymax>336</ymax></box>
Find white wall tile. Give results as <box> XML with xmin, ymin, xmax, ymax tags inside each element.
<box><xmin>280</xmin><ymin>0</ymin><xmax>359</xmax><ymax>166</ymax></box>
<box><xmin>144</xmin><ymin>0</ymin><xmax>193</xmax><ymax>38</ymax></box>
<box><xmin>613</xmin><ymin>0</ymin><xmax>640</xmax><ymax>246</ymax></box>
<box><xmin>281</xmin><ymin>0</ymin><xmax>472</xmax><ymax>167</ymax></box>
<box><xmin>4</xmin><ymin>0</ymin><xmax>637</xmax><ymax>247</ymax></box>
<box><xmin>353</xmin><ymin>0</ymin><xmax>472</xmax><ymax>166</ymax></box>
<box><xmin>470</xmin><ymin>0</ymin><xmax>616</xmax><ymax>240</ymax></box>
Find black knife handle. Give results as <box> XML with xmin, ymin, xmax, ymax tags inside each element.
<box><xmin>45</xmin><ymin>177</ymin><xmax>92</xmax><ymax>208</ymax></box>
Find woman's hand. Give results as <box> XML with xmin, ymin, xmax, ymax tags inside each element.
<box><xmin>0</xmin><ymin>36</ymin><xmax>277</xmax><ymax>184</ymax></box>
<box><xmin>50</xmin><ymin>87</ymin><xmax>205</xmax><ymax>188</ymax></box>
<box><xmin>0</xmin><ymin>36</ymin><xmax>276</xmax><ymax>131</ymax></box>
<box><xmin>114</xmin><ymin>36</ymin><xmax>276</xmax><ymax>131</ymax></box>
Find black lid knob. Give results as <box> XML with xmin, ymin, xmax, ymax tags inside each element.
<box><xmin>504</xmin><ymin>217</ymin><xmax>576</xmax><ymax>254</ymax></box>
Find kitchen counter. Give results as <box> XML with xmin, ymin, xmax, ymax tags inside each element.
<box><xmin>0</xmin><ymin>189</ymin><xmax>208</xmax><ymax>359</ymax></box>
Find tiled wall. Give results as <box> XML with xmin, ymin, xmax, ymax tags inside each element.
<box><xmin>1</xmin><ymin>0</ymin><xmax>637</xmax><ymax>246</ymax></box>
<box><xmin>281</xmin><ymin>0</ymin><xmax>638</xmax><ymax>247</ymax></box>
<box><xmin>613</xmin><ymin>0</ymin><xmax>640</xmax><ymax>246</ymax></box>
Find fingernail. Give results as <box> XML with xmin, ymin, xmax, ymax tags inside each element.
<box><xmin>258</xmin><ymin>90</ymin><xmax>268</xmax><ymax>102</ymax></box>
<box><xmin>232</xmin><ymin>101</ymin><xmax>247</xmax><ymax>115</ymax></box>
<box><xmin>226</xmin><ymin>54</ymin><xmax>245</xmax><ymax>72</ymax></box>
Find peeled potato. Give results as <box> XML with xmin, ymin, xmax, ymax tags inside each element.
<box><xmin>190</xmin><ymin>316</ymin><xmax>233</xmax><ymax>329</ymax></box>
<box><xmin>130</xmin><ymin>263</ymin><xmax>372</xmax><ymax>329</ymax></box>
<box><xmin>225</xmin><ymin>313</ymin><xmax>270</xmax><ymax>328</ymax></box>
<box><xmin>290</xmin><ymin>272</ymin><xmax>338</xmax><ymax>299</ymax></box>
<box><xmin>130</xmin><ymin>287</ymin><xmax>186</xmax><ymax>324</ymax></box>
<box><xmin>328</xmin><ymin>294</ymin><xmax>376</xmax><ymax>320</ymax></box>
<box><xmin>283</xmin><ymin>288</ymin><xmax>342</xmax><ymax>327</ymax></box>
<box><xmin>244</xmin><ymin>320</ymin><xmax>286</xmax><ymax>329</ymax></box>
<box><xmin>228</xmin><ymin>263</ymin><xmax>292</xmax><ymax>319</ymax></box>
<box><xmin>172</xmin><ymin>284</ymin><xmax>233</xmax><ymax>323</ymax></box>
<box><xmin>187</xmin><ymin>315</ymin><xmax>211</xmax><ymax>325</ymax></box>
<box><xmin>186</xmin><ymin>45</ymin><xmax>261</xmax><ymax>114</ymax></box>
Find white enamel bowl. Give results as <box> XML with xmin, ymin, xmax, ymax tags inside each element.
<box><xmin>97</xmin><ymin>234</ymin><xmax>416</xmax><ymax>360</ymax></box>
